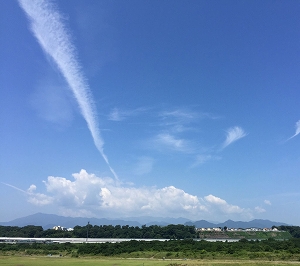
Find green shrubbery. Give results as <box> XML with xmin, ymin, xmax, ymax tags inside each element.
<box><xmin>1</xmin><ymin>238</ymin><xmax>300</xmax><ymax>260</ymax></box>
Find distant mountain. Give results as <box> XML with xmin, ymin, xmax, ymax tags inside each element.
<box><xmin>0</xmin><ymin>213</ymin><xmax>192</xmax><ymax>229</ymax></box>
<box><xmin>123</xmin><ymin>216</ymin><xmax>191</xmax><ymax>226</ymax></box>
<box><xmin>186</xmin><ymin>219</ymin><xmax>289</xmax><ymax>229</ymax></box>
<box><xmin>0</xmin><ymin>213</ymin><xmax>141</xmax><ymax>229</ymax></box>
<box><xmin>0</xmin><ymin>213</ymin><xmax>289</xmax><ymax>230</ymax></box>
<box><xmin>185</xmin><ymin>220</ymin><xmax>216</xmax><ymax>228</ymax></box>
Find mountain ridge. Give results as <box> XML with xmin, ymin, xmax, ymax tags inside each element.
<box><xmin>186</xmin><ymin>219</ymin><xmax>289</xmax><ymax>229</ymax></box>
<box><xmin>0</xmin><ymin>213</ymin><xmax>289</xmax><ymax>230</ymax></box>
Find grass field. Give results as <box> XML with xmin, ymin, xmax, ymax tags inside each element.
<box><xmin>198</xmin><ymin>231</ymin><xmax>292</xmax><ymax>240</ymax></box>
<box><xmin>1</xmin><ymin>256</ymin><xmax>300</xmax><ymax>266</ymax></box>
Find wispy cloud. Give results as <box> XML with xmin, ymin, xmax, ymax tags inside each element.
<box><xmin>264</xmin><ymin>200</ymin><xmax>271</xmax><ymax>205</ymax></box>
<box><xmin>222</xmin><ymin>126</ymin><xmax>247</xmax><ymax>148</ymax></box>
<box><xmin>287</xmin><ymin>120</ymin><xmax>300</xmax><ymax>141</ymax></box>
<box><xmin>29</xmin><ymin>82</ymin><xmax>73</xmax><ymax>127</ymax></box>
<box><xmin>108</xmin><ymin>108</ymin><xmax>123</xmax><ymax>121</ymax></box>
<box><xmin>108</xmin><ymin>107</ymin><xmax>148</xmax><ymax>121</ymax></box>
<box><xmin>159</xmin><ymin>108</ymin><xmax>200</xmax><ymax>133</ymax></box>
<box><xmin>153</xmin><ymin>133</ymin><xmax>193</xmax><ymax>153</ymax></box>
<box><xmin>191</xmin><ymin>154</ymin><xmax>221</xmax><ymax>168</ymax></box>
<box><xmin>133</xmin><ymin>156</ymin><xmax>154</xmax><ymax>175</ymax></box>
<box><xmin>160</xmin><ymin>109</ymin><xmax>198</xmax><ymax>121</ymax></box>
<box><xmin>254</xmin><ymin>206</ymin><xmax>266</xmax><ymax>213</ymax></box>
<box><xmin>160</xmin><ymin>109</ymin><xmax>217</xmax><ymax>122</ymax></box>
<box><xmin>18</xmin><ymin>0</ymin><xmax>118</xmax><ymax>179</ymax></box>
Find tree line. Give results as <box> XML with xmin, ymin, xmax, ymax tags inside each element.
<box><xmin>0</xmin><ymin>224</ymin><xmax>197</xmax><ymax>239</ymax></box>
<box><xmin>1</xmin><ymin>224</ymin><xmax>299</xmax><ymax>240</ymax></box>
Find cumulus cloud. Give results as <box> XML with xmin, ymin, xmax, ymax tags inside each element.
<box><xmin>222</xmin><ymin>126</ymin><xmax>247</xmax><ymax>148</ymax></box>
<box><xmin>204</xmin><ymin>194</ymin><xmax>244</xmax><ymax>214</ymax></box>
<box><xmin>9</xmin><ymin>169</ymin><xmax>255</xmax><ymax>220</ymax></box>
<box><xmin>23</xmin><ymin>169</ymin><xmax>205</xmax><ymax>217</ymax></box>
<box><xmin>287</xmin><ymin>120</ymin><xmax>300</xmax><ymax>141</ymax></box>
<box><xmin>26</xmin><ymin>183</ymin><xmax>53</xmax><ymax>205</ymax></box>
<box><xmin>27</xmin><ymin>192</ymin><xmax>53</xmax><ymax>206</ymax></box>
<box><xmin>27</xmin><ymin>184</ymin><xmax>37</xmax><ymax>193</ymax></box>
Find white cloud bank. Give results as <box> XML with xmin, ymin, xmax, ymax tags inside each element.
<box><xmin>19</xmin><ymin>169</ymin><xmax>255</xmax><ymax>220</ymax></box>
<box><xmin>18</xmin><ymin>0</ymin><xmax>118</xmax><ymax>179</ymax></box>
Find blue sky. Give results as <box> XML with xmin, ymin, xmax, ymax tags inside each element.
<box><xmin>1</xmin><ymin>0</ymin><xmax>300</xmax><ymax>224</ymax></box>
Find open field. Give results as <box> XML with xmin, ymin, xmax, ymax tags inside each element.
<box><xmin>1</xmin><ymin>256</ymin><xmax>300</xmax><ymax>266</ymax></box>
<box><xmin>198</xmin><ymin>231</ymin><xmax>291</xmax><ymax>240</ymax></box>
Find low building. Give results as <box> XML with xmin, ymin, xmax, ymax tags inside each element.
<box><xmin>52</xmin><ymin>226</ymin><xmax>67</xmax><ymax>231</ymax></box>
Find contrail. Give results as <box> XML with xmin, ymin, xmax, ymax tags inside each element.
<box><xmin>1</xmin><ymin>182</ymin><xmax>28</xmax><ymax>194</ymax></box>
<box><xmin>18</xmin><ymin>0</ymin><xmax>118</xmax><ymax>180</ymax></box>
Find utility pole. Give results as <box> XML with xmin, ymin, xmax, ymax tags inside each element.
<box><xmin>86</xmin><ymin>221</ymin><xmax>90</xmax><ymax>242</ymax></box>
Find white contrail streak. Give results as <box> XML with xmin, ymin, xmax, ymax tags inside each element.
<box><xmin>1</xmin><ymin>182</ymin><xmax>28</xmax><ymax>194</ymax></box>
<box><xmin>18</xmin><ymin>0</ymin><xmax>118</xmax><ymax>180</ymax></box>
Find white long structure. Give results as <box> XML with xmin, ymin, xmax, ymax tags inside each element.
<box><xmin>0</xmin><ymin>237</ymin><xmax>168</xmax><ymax>244</ymax></box>
<box><xmin>0</xmin><ymin>237</ymin><xmax>240</xmax><ymax>243</ymax></box>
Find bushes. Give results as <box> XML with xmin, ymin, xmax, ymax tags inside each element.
<box><xmin>1</xmin><ymin>239</ymin><xmax>300</xmax><ymax>261</ymax></box>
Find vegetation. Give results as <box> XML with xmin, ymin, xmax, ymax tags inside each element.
<box><xmin>0</xmin><ymin>224</ymin><xmax>297</xmax><ymax>240</ymax></box>
<box><xmin>1</xmin><ymin>224</ymin><xmax>300</xmax><ymax>263</ymax></box>
<box><xmin>198</xmin><ymin>230</ymin><xmax>291</xmax><ymax>240</ymax></box>
<box><xmin>278</xmin><ymin>226</ymin><xmax>300</xmax><ymax>239</ymax></box>
<box><xmin>0</xmin><ymin>225</ymin><xmax>44</xmax><ymax>238</ymax></box>
<box><xmin>1</xmin><ymin>256</ymin><xmax>300</xmax><ymax>266</ymax></box>
<box><xmin>0</xmin><ymin>224</ymin><xmax>197</xmax><ymax>239</ymax></box>
<box><xmin>1</xmin><ymin>238</ymin><xmax>300</xmax><ymax>261</ymax></box>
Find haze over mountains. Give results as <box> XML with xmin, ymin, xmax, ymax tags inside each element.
<box><xmin>0</xmin><ymin>213</ymin><xmax>288</xmax><ymax>230</ymax></box>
